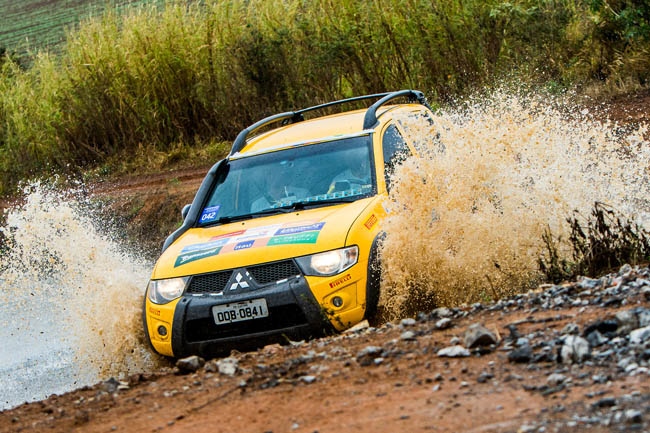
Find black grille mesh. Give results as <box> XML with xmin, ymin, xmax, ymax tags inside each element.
<box><xmin>185</xmin><ymin>260</ymin><xmax>301</xmax><ymax>294</ymax></box>
<box><xmin>248</xmin><ymin>260</ymin><xmax>301</xmax><ymax>285</ymax></box>
<box><xmin>186</xmin><ymin>270</ymin><xmax>232</xmax><ymax>294</ymax></box>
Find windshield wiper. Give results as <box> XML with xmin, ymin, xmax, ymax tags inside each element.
<box><xmin>288</xmin><ymin>196</ymin><xmax>359</xmax><ymax>209</ymax></box>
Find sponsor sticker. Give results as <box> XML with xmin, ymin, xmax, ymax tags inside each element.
<box><xmin>181</xmin><ymin>239</ymin><xmax>228</xmax><ymax>253</ymax></box>
<box><xmin>174</xmin><ymin>246</ymin><xmax>222</xmax><ymax>267</ymax></box>
<box><xmin>210</xmin><ymin>230</ymin><xmax>245</xmax><ymax>241</ymax></box>
<box><xmin>148</xmin><ymin>307</ymin><xmax>161</xmax><ymax>316</ymax></box>
<box><xmin>174</xmin><ymin>220</ymin><xmax>326</xmax><ymax>265</ymax></box>
<box><xmin>234</xmin><ymin>240</ymin><xmax>254</xmax><ymax>251</ymax></box>
<box><xmin>199</xmin><ymin>205</ymin><xmax>221</xmax><ymax>223</ymax></box>
<box><xmin>329</xmin><ymin>273</ymin><xmax>352</xmax><ymax>288</ymax></box>
<box><xmin>364</xmin><ymin>214</ymin><xmax>378</xmax><ymax>230</ymax></box>
<box><xmin>267</xmin><ymin>231</ymin><xmax>320</xmax><ymax>246</ymax></box>
<box><xmin>274</xmin><ymin>222</ymin><xmax>325</xmax><ymax>236</ymax></box>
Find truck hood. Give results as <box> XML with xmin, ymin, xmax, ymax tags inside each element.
<box><xmin>152</xmin><ymin>197</ymin><xmax>374</xmax><ymax>279</ymax></box>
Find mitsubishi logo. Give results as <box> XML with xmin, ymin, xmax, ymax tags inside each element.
<box><xmin>229</xmin><ymin>271</ymin><xmax>251</xmax><ymax>291</ymax></box>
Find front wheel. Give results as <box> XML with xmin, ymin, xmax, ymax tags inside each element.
<box><xmin>364</xmin><ymin>234</ymin><xmax>383</xmax><ymax>322</ymax></box>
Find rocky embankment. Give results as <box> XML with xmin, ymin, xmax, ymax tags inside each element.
<box><xmin>1</xmin><ymin>265</ymin><xmax>649</xmax><ymax>433</ymax></box>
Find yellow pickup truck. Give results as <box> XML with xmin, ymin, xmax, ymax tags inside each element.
<box><xmin>143</xmin><ymin>90</ymin><xmax>433</xmax><ymax>358</ymax></box>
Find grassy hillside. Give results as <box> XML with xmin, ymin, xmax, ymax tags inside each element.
<box><xmin>0</xmin><ymin>0</ymin><xmax>649</xmax><ymax>196</ymax></box>
<box><xmin>0</xmin><ymin>0</ymin><xmax>162</xmax><ymax>54</ymax></box>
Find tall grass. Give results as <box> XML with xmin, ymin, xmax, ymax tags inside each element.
<box><xmin>1</xmin><ymin>0</ymin><xmax>649</xmax><ymax>195</ymax></box>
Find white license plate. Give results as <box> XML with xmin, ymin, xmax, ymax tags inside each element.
<box><xmin>212</xmin><ymin>298</ymin><xmax>269</xmax><ymax>325</ymax></box>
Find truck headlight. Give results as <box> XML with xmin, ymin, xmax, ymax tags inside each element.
<box><xmin>147</xmin><ymin>277</ymin><xmax>189</xmax><ymax>304</ymax></box>
<box><xmin>295</xmin><ymin>246</ymin><xmax>358</xmax><ymax>276</ymax></box>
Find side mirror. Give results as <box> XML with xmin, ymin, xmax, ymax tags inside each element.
<box><xmin>181</xmin><ymin>204</ymin><xmax>191</xmax><ymax>221</ymax></box>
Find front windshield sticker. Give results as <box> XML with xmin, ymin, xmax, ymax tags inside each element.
<box><xmin>199</xmin><ymin>205</ymin><xmax>221</xmax><ymax>224</ymax></box>
<box><xmin>271</xmin><ymin>186</ymin><xmax>372</xmax><ymax>209</ymax></box>
<box><xmin>173</xmin><ymin>221</ymin><xmax>326</xmax><ymax>267</ymax></box>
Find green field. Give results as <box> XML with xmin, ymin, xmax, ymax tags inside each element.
<box><xmin>0</xmin><ymin>0</ymin><xmax>160</xmax><ymax>53</ymax></box>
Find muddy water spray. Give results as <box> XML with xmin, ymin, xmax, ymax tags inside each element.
<box><xmin>380</xmin><ymin>91</ymin><xmax>650</xmax><ymax>317</ymax></box>
<box><xmin>0</xmin><ymin>185</ymin><xmax>161</xmax><ymax>409</ymax></box>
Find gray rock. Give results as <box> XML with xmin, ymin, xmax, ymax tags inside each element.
<box><xmin>432</xmin><ymin>307</ymin><xmax>453</xmax><ymax>318</ymax></box>
<box><xmin>437</xmin><ymin>345</ymin><xmax>470</xmax><ymax>358</ymax></box>
<box><xmin>586</xmin><ymin>330</ymin><xmax>608</xmax><ymax>347</ymax></box>
<box><xmin>619</xmin><ymin>264</ymin><xmax>632</xmax><ymax>274</ymax></box>
<box><xmin>642</xmin><ymin>287</ymin><xmax>650</xmax><ymax>300</ymax></box>
<box><xmin>561</xmin><ymin>323</ymin><xmax>580</xmax><ymax>335</ymax></box>
<box><xmin>515</xmin><ymin>337</ymin><xmax>530</xmax><ymax>347</ymax></box>
<box><xmin>625</xmin><ymin>409</ymin><xmax>642</xmax><ymax>423</ymax></box>
<box><xmin>357</xmin><ymin>345</ymin><xmax>383</xmax><ymax>366</ymax></box>
<box><xmin>629</xmin><ymin>326</ymin><xmax>650</xmax><ymax>345</ymax></box>
<box><xmin>546</xmin><ymin>373</ymin><xmax>566</xmax><ymax>385</ymax></box>
<box><xmin>400</xmin><ymin>318</ymin><xmax>416</xmax><ymax>327</ymax></box>
<box><xmin>299</xmin><ymin>375</ymin><xmax>317</xmax><ymax>384</ymax></box>
<box><xmin>344</xmin><ymin>319</ymin><xmax>369</xmax><ymax>333</ymax></box>
<box><xmin>638</xmin><ymin>308</ymin><xmax>650</xmax><ymax>327</ymax></box>
<box><xmin>578</xmin><ymin>278</ymin><xmax>602</xmax><ymax>290</ymax></box>
<box><xmin>435</xmin><ymin>318</ymin><xmax>452</xmax><ymax>330</ymax></box>
<box><xmin>357</xmin><ymin>345</ymin><xmax>382</xmax><ymax>358</ymax></box>
<box><xmin>101</xmin><ymin>377</ymin><xmax>120</xmax><ymax>393</ymax></box>
<box><xmin>176</xmin><ymin>355</ymin><xmax>205</xmax><ymax>373</ymax></box>
<box><xmin>477</xmin><ymin>372</ymin><xmax>494</xmax><ymax>383</ymax></box>
<box><xmin>400</xmin><ymin>331</ymin><xmax>416</xmax><ymax>341</ymax></box>
<box><xmin>463</xmin><ymin>323</ymin><xmax>497</xmax><ymax>348</ymax></box>
<box><xmin>216</xmin><ymin>357</ymin><xmax>238</xmax><ymax>376</ymax></box>
<box><xmin>204</xmin><ymin>361</ymin><xmax>218</xmax><ymax>373</ymax></box>
<box><xmin>592</xmin><ymin>397</ymin><xmax>617</xmax><ymax>408</ymax></box>
<box><xmin>561</xmin><ymin>336</ymin><xmax>590</xmax><ymax>363</ymax></box>
<box><xmin>450</xmin><ymin>336</ymin><xmax>461</xmax><ymax>345</ymax></box>
<box><xmin>616</xmin><ymin>309</ymin><xmax>639</xmax><ymax>334</ymax></box>
<box><xmin>507</xmin><ymin>345</ymin><xmax>532</xmax><ymax>363</ymax></box>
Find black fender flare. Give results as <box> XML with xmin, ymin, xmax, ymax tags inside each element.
<box><xmin>364</xmin><ymin>231</ymin><xmax>385</xmax><ymax>320</ymax></box>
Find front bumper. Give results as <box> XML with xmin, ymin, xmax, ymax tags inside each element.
<box><xmin>168</xmin><ymin>275</ymin><xmax>332</xmax><ymax>358</ymax></box>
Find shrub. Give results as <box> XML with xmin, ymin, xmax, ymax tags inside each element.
<box><xmin>539</xmin><ymin>202</ymin><xmax>650</xmax><ymax>282</ymax></box>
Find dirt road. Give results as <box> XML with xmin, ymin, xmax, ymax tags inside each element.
<box><xmin>1</xmin><ymin>265</ymin><xmax>649</xmax><ymax>433</ymax></box>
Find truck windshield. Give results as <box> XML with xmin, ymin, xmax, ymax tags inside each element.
<box><xmin>198</xmin><ymin>135</ymin><xmax>375</xmax><ymax>226</ymax></box>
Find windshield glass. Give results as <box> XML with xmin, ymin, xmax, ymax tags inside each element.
<box><xmin>198</xmin><ymin>135</ymin><xmax>375</xmax><ymax>225</ymax></box>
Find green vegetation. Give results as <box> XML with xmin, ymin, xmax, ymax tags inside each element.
<box><xmin>1</xmin><ymin>0</ymin><xmax>649</xmax><ymax>196</ymax></box>
<box><xmin>539</xmin><ymin>202</ymin><xmax>650</xmax><ymax>283</ymax></box>
<box><xmin>0</xmin><ymin>0</ymin><xmax>162</xmax><ymax>55</ymax></box>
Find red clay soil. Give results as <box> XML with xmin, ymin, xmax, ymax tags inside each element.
<box><xmin>1</xmin><ymin>289</ymin><xmax>648</xmax><ymax>433</ymax></box>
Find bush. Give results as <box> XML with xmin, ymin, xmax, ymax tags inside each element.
<box><xmin>539</xmin><ymin>202</ymin><xmax>650</xmax><ymax>283</ymax></box>
<box><xmin>1</xmin><ymin>0</ymin><xmax>649</xmax><ymax>194</ymax></box>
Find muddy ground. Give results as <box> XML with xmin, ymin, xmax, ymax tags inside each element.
<box><xmin>1</xmin><ymin>266</ymin><xmax>649</xmax><ymax>433</ymax></box>
<box><xmin>0</xmin><ymin>90</ymin><xmax>649</xmax><ymax>432</ymax></box>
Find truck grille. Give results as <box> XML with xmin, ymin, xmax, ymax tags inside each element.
<box><xmin>186</xmin><ymin>270</ymin><xmax>232</xmax><ymax>294</ymax></box>
<box><xmin>185</xmin><ymin>259</ymin><xmax>301</xmax><ymax>294</ymax></box>
<box><xmin>248</xmin><ymin>260</ymin><xmax>301</xmax><ymax>285</ymax></box>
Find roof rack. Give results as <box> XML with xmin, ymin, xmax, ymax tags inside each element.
<box><xmin>229</xmin><ymin>90</ymin><xmax>430</xmax><ymax>156</ymax></box>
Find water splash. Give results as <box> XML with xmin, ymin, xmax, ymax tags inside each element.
<box><xmin>379</xmin><ymin>90</ymin><xmax>650</xmax><ymax>317</ymax></box>
<box><xmin>0</xmin><ymin>183</ymin><xmax>162</xmax><ymax>409</ymax></box>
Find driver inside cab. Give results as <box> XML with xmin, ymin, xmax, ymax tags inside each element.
<box><xmin>327</xmin><ymin>148</ymin><xmax>371</xmax><ymax>193</ymax></box>
<box><xmin>250</xmin><ymin>163</ymin><xmax>309</xmax><ymax>212</ymax></box>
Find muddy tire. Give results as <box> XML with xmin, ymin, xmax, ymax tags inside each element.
<box><xmin>364</xmin><ymin>234</ymin><xmax>383</xmax><ymax>322</ymax></box>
